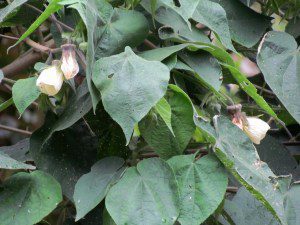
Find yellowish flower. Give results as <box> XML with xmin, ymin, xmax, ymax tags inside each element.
<box><xmin>243</xmin><ymin>117</ymin><xmax>270</xmax><ymax>144</ymax></box>
<box><xmin>36</xmin><ymin>60</ymin><xmax>64</xmax><ymax>96</ymax></box>
<box><xmin>60</xmin><ymin>44</ymin><xmax>79</xmax><ymax>80</ymax></box>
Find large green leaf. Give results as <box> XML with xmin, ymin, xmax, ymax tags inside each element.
<box><xmin>211</xmin><ymin>116</ymin><xmax>290</xmax><ymax>225</ymax></box>
<box><xmin>0</xmin><ymin>0</ymin><xmax>29</xmax><ymax>23</ymax></box>
<box><xmin>12</xmin><ymin>77</ymin><xmax>40</xmax><ymax>115</ymax></box>
<box><xmin>168</xmin><ymin>154</ymin><xmax>228</xmax><ymax>225</ymax></box>
<box><xmin>257</xmin><ymin>31</ymin><xmax>300</xmax><ymax>124</ymax></box>
<box><xmin>212</xmin><ymin>0</ymin><xmax>271</xmax><ymax>47</ymax></box>
<box><xmin>83</xmin><ymin>0</ymin><xmax>149</xmax><ymax>109</ymax></box>
<box><xmin>0</xmin><ymin>151</ymin><xmax>34</xmax><ymax>170</ymax></box>
<box><xmin>139</xmin><ymin>85</ymin><xmax>195</xmax><ymax>159</ymax></box>
<box><xmin>222</xmin><ymin>187</ymin><xmax>281</xmax><ymax>225</ymax></box>
<box><xmin>92</xmin><ymin>47</ymin><xmax>170</xmax><ymax>144</ymax></box>
<box><xmin>74</xmin><ymin>157</ymin><xmax>125</xmax><ymax>221</ymax></box>
<box><xmin>0</xmin><ymin>171</ymin><xmax>62</xmax><ymax>225</ymax></box>
<box><xmin>9</xmin><ymin>0</ymin><xmax>63</xmax><ymax>49</ymax></box>
<box><xmin>106</xmin><ymin>158</ymin><xmax>180</xmax><ymax>225</ymax></box>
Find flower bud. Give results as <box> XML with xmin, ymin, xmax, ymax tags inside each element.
<box><xmin>60</xmin><ymin>44</ymin><xmax>79</xmax><ymax>80</ymax></box>
<box><xmin>36</xmin><ymin>60</ymin><xmax>64</xmax><ymax>96</ymax></box>
<box><xmin>243</xmin><ymin>117</ymin><xmax>270</xmax><ymax>145</ymax></box>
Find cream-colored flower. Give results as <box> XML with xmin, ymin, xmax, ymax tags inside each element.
<box><xmin>36</xmin><ymin>60</ymin><xmax>64</xmax><ymax>96</ymax></box>
<box><xmin>243</xmin><ymin>117</ymin><xmax>270</xmax><ymax>144</ymax></box>
<box><xmin>60</xmin><ymin>44</ymin><xmax>79</xmax><ymax>80</ymax></box>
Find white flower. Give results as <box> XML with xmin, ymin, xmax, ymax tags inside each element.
<box><xmin>60</xmin><ymin>44</ymin><xmax>79</xmax><ymax>80</ymax></box>
<box><xmin>243</xmin><ymin>117</ymin><xmax>270</xmax><ymax>144</ymax></box>
<box><xmin>36</xmin><ymin>61</ymin><xmax>64</xmax><ymax>96</ymax></box>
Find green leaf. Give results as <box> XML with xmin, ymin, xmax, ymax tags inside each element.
<box><xmin>103</xmin><ymin>207</ymin><xmax>117</xmax><ymax>225</ymax></box>
<box><xmin>9</xmin><ymin>0</ymin><xmax>63</xmax><ymax>50</ymax></box>
<box><xmin>212</xmin><ymin>115</ymin><xmax>290</xmax><ymax>225</ymax></box>
<box><xmin>106</xmin><ymin>158</ymin><xmax>180</xmax><ymax>225</ymax></box>
<box><xmin>154</xmin><ymin>97</ymin><xmax>174</xmax><ymax>134</ymax></box>
<box><xmin>0</xmin><ymin>138</ymin><xmax>31</xmax><ymax>162</ymax></box>
<box><xmin>222</xmin><ymin>187</ymin><xmax>281</xmax><ymax>225</ymax></box>
<box><xmin>12</xmin><ymin>77</ymin><xmax>40</xmax><ymax>115</ymax></box>
<box><xmin>92</xmin><ymin>47</ymin><xmax>170</xmax><ymax>144</ymax></box>
<box><xmin>257</xmin><ymin>31</ymin><xmax>300</xmax><ymax>124</ymax></box>
<box><xmin>0</xmin><ymin>0</ymin><xmax>29</xmax><ymax>23</ymax></box>
<box><xmin>222</xmin><ymin>63</ymin><xmax>278</xmax><ymax>119</ymax></box>
<box><xmin>179</xmin><ymin>50</ymin><xmax>222</xmax><ymax>91</ymax></box>
<box><xmin>284</xmin><ymin>184</ymin><xmax>300</xmax><ymax>225</ymax></box>
<box><xmin>74</xmin><ymin>157</ymin><xmax>125</xmax><ymax>221</ymax></box>
<box><xmin>139</xmin><ymin>85</ymin><xmax>195</xmax><ymax>159</ymax></box>
<box><xmin>0</xmin><ymin>151</ymin><xmax>35</xmax><ymax>170</ymax></box>
<box><xmin>168</xmin><ymin>154</ymin><xmax>228</xmax><ymax>225</ymax></box>
<box><xmin>141</xmin><ymin>2</ymin><xmax>209</xmax><ymax>43</ymax></box>
<box><xmin>212</xmin><ymin>0</ymin><xmax>271</xmax><ymax>47</ymax></box>
<box><xmin>0</xmin><ymin>171</ymin><xmax>62</xmax><ymax>225</ymax></box>
<box><xmin>83</xmin><ymin>0</ymin><xmax>149</xmax><ymax>110</ymax></box>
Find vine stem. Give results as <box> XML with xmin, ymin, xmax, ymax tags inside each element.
<box><xmin>0</xmin><ymin>124</ymin><xmax>32</xmax><ymax>136</ymax></box>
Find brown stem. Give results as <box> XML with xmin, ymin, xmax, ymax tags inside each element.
<box><xmin>143</xmin><ymin>39</ymin><xmax>157</xmax><ymax>49</ymax></box>
<box><xmin>1</xmin><ymin>40</ymin><xmax>55</xmax><ymax>77</ymax></box>
<box><xmin>0</xmin><ymin>34</ymin><xmax>18</xmax><ymax>40</ymax></box>
<box><xmin>0</xmin><ymin>124</ymin><xmax>32</xmax><ymax>136</ymax></box>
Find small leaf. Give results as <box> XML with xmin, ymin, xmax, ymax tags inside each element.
<box><xmin>154</xmin><ymin>97</ymin><xmax>174</xmax><ymax>135</ymax></box>
<box><xmin>106</xmin><ymin>158</ymin><xmax>180</xmax><ymax>225</ymax></box>
<box><xmin>0</xmin><ymin>151</ymin><xmax>35</xmax><ymax>170</ymax></box>
<box><xmin>74</xmin><ymin>157</ymin><xmax>125</xmax><ymax>221</ymax></box>
<box><xmin>12</xmin><ymin>77</ymin><xmax>40</xmax><ymax>115</ymax></box>
<box><xmin>92</xmin><ymin>47</ymin><xmax>170</xmax><ymax>144</ymax></box>
<box><xmin>168</xmin><ymin>154</ymin><xmax>228</xmax><ymax>225</ymax></box>
<box><xmin>0</xmin><ymin>171</ymin><xmax>63</xmax><ymax>225</ymax></box>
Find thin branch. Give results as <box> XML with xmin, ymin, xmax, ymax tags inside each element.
<box><xmin>0</xmin><ymin>124</ymin><xmax>32</xmax><ymax>136</ymax></box>
<box><xmin>0</xmin><ymin>34</ymin><xmax>18</xmax><ymax>40</ymax></box>
<box><xmin>226</xmin><ymin>186</ymin><xmax>238</xmax><ymax>193</ymax></box>
<box><xmin>143</xmin><ymin>39</ymin><xmax>157</xmax><ymax>49</ymax></box>
<box><xmin>253</xmin><ymin>84</ymin><xmax>275</xmax><ymax>96</ymax></box>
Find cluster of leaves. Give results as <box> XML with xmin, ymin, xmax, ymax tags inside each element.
<box><xmin>0</xmin><ymin>0</ymin><xmax>299</xmax><ymax>225</ymax></box>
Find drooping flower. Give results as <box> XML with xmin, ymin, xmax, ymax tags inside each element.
<box><xmin>228</xmin><ymin>104</ymin><xmax>270</xmax><ymax>144</ymax></box>
<box><xmin>243</xmin><ymin>117</ymin><xmax>270</xmax><ymax>144</ymax></box>
<box><xmin>60</xmin><ymin>44</ymin><xmax>79</xmax><ymax>80</ymax></box>
<box><xmin>36</xmin><ymin>60</ymin><xmax>64</xmax><ymax>96</ymax></box>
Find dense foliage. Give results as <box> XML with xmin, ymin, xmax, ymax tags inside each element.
<box><xmin>0</xmin><ymin>0</ymin><xmax>299</xmax><ymax>225</ymax></box>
